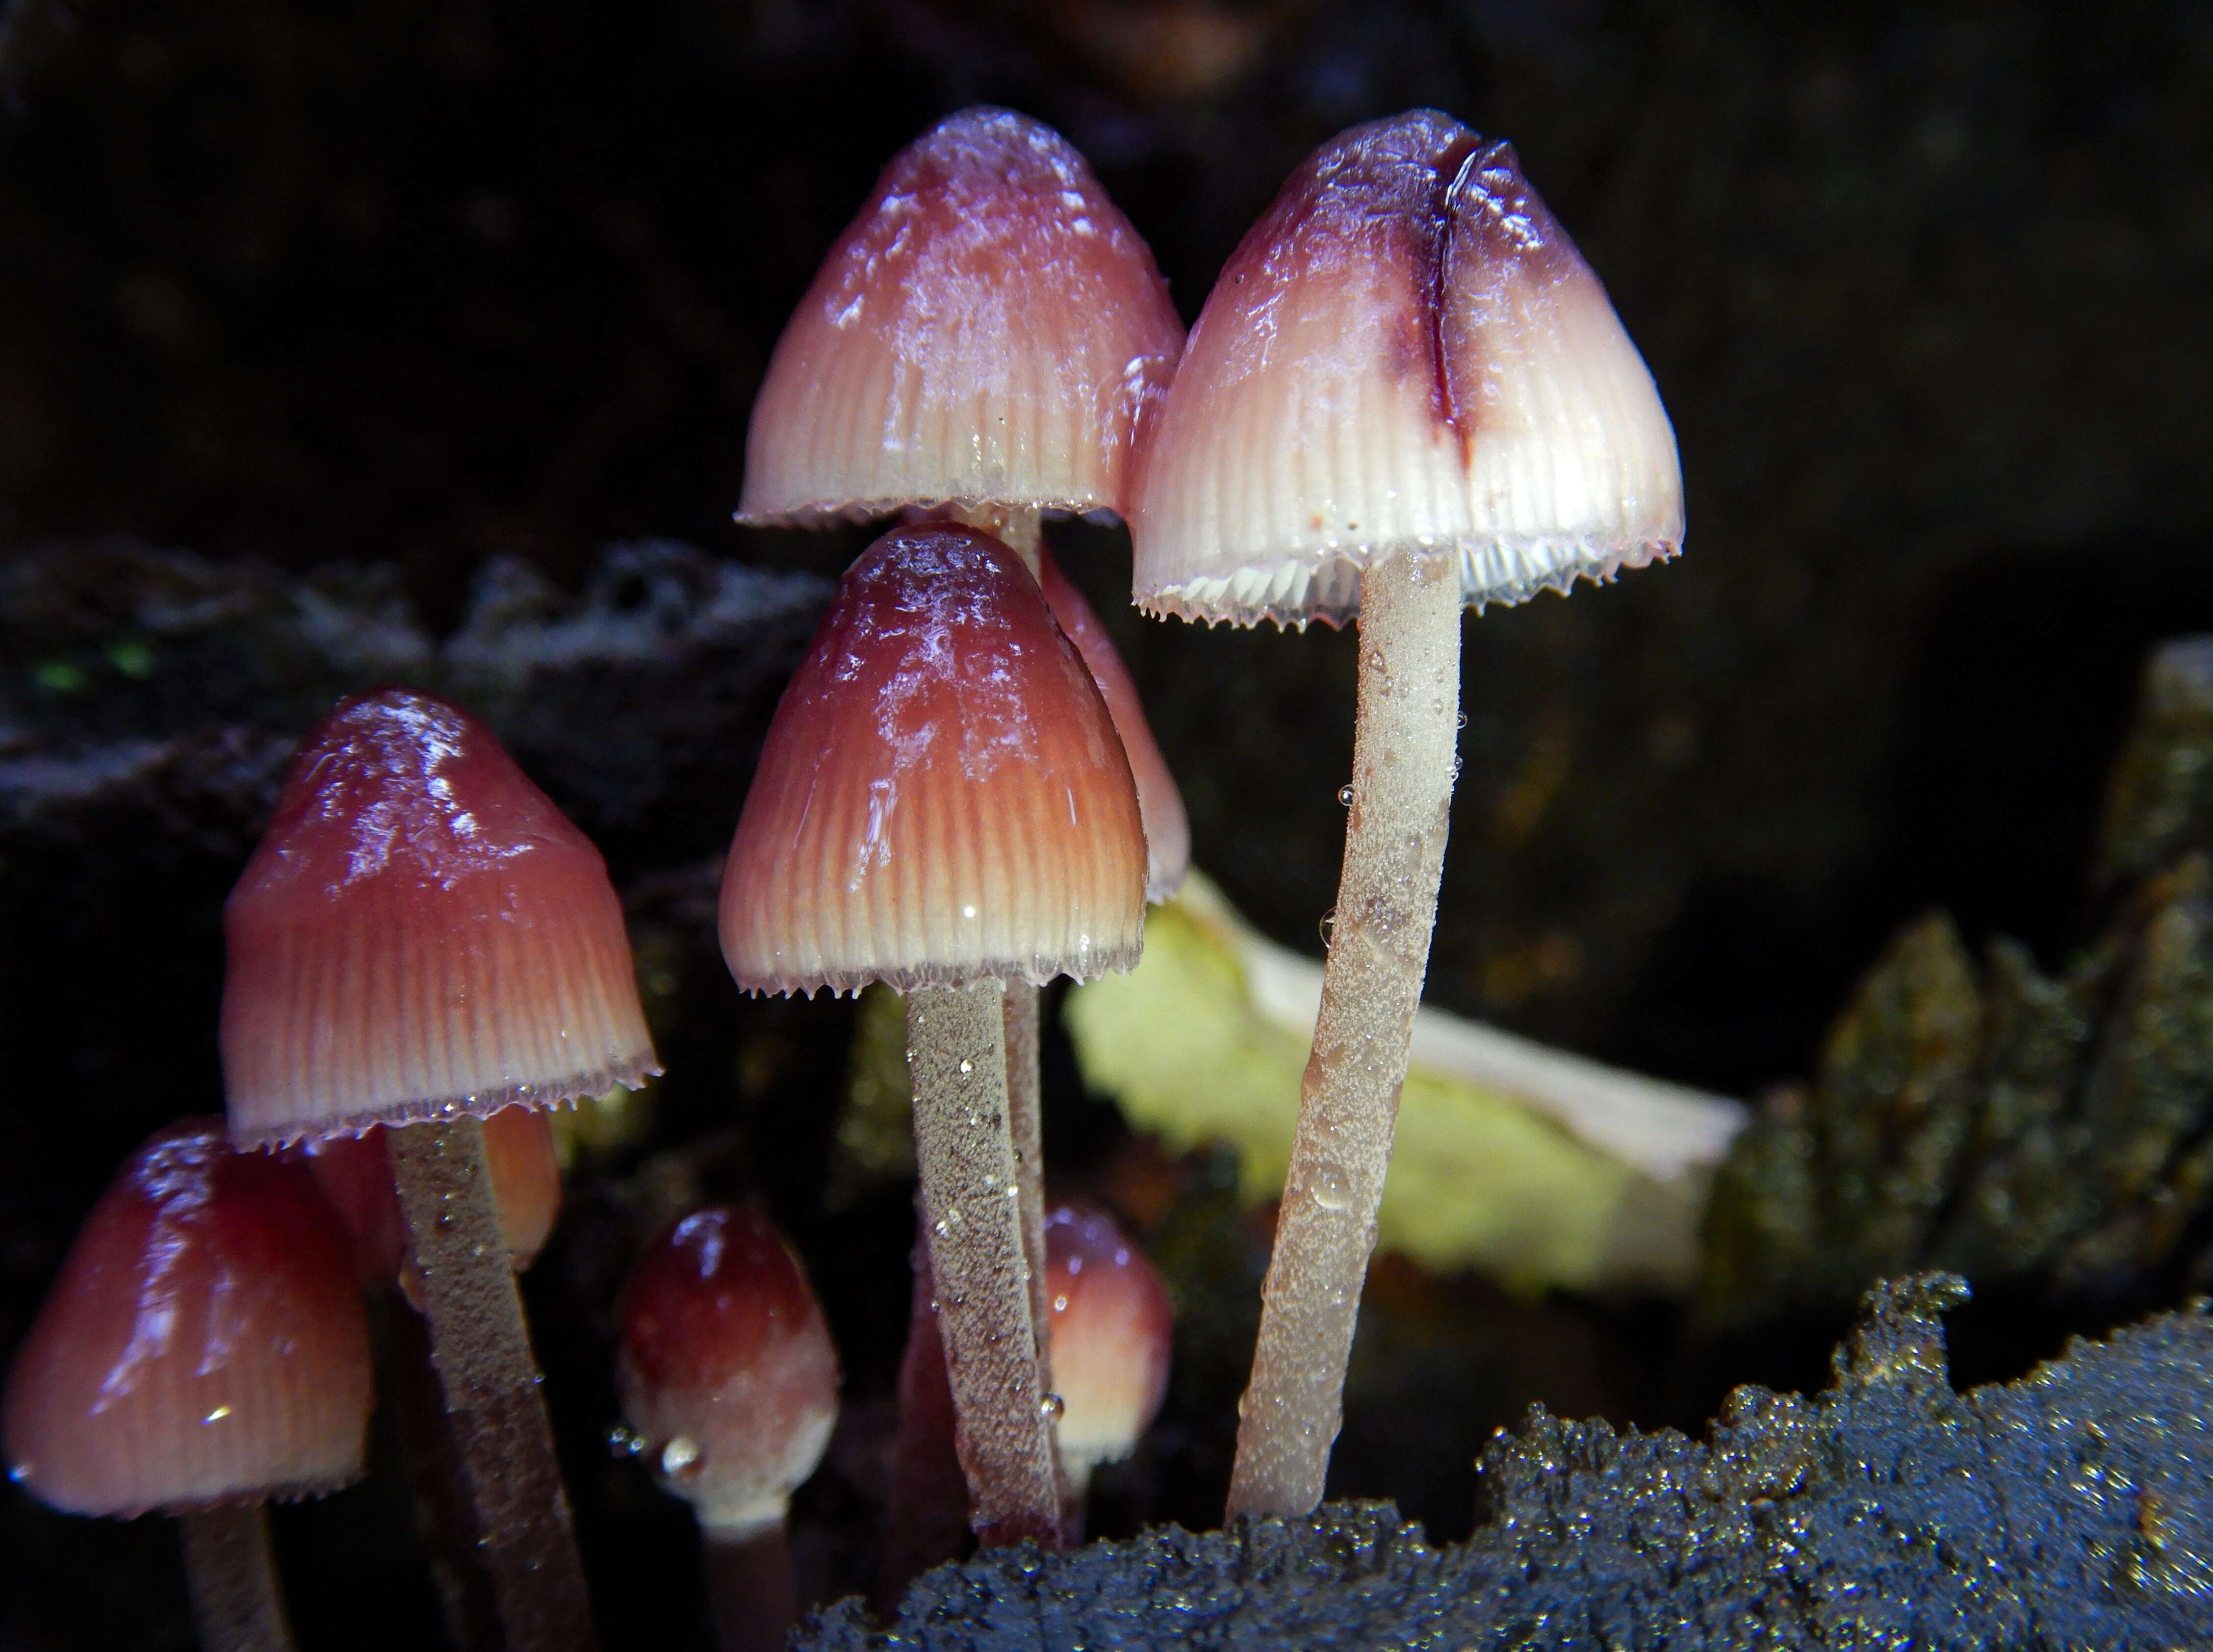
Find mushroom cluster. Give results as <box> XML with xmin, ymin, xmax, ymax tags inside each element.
<box><xmin>6</xmin><ymin>99</ymin><xmax>1676</xmax><ymax>1646</ymax></box>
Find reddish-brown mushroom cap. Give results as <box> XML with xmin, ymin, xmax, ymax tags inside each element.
<box><xmin>739</xmin><ymin>106</ymin><xmax>1184</xmax><ymax>525</ymax></box>
<box><xmin>222</xmin><ymin>688</ymin><xmax>660</xmax><ymax>1147</ymax></box>
<box><xmin>3</xmin><ymin>1120</ymin><xmax>373</xmax><ymax>1518</ymax></box>
<box><xmin>1132</xmin><ymin>111</ymin><xmax>1682</xmax><ymax>627</ymax></box>
<box><xmin>616</xmin><ymin>1205</ymin><xmax>840</xmax><ymax>1534</ymax></box>
<box><xmin>306</xmin><ymin>1103</ymin><xmax>564</xmax><ymax>1295</ymax></box>
<box><xmin>1034</xmin><ymin>545</ymin><xmax>1188</xmax><ymax>902</ymax></box>
<box><xmin>719</xmin><ymin>523</ymin><xmax>1147</xmax><ymax>995</ymax></box>
<box><xmin>1043</xmin><ymin>1202</ymin><xmax>1172</xmax><ymax>1482</ymax></box>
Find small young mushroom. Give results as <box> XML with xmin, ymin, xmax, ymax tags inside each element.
<box><xmin>3</xmin><ymin>1120</ymin><xmax>372</xmax><ymax>1652</ymax></box>
<box><xmin>740</xmin><ymin>104</ymin><xmax>1185</xmax><ymax>1380</ymax></box>
<box><xmin>1131</xmin><ymin>112</ymin><xmax>1682</xmax><ymax>1519</ymax></box>
<box><xmin>1042</xmin><ymin>1203</ymin><xmax>1172</xmax><ymax>1536</ymax></box>
<box><xmin>616</xmin><ymin>1205</ymin><xmax>839</xmax><ymax>1652</ymax></box>
<box><xmin>223</xmin><ymin>688</ymin><xmax>659</xmax><ymax>1650</ymax></box>
<box><xmin>720</xmin><ymin>521</ymin><xmax>1146</xmax><ymax>1546</ymax></box>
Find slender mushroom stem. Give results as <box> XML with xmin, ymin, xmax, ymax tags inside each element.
<box><xmin>951</xmin><ymin>500</ymin><xmax>1067</xmax><ymax>1455</ymax></box>
<box><xmin>179</xmin><ymin>1504</ymin><xmax>295</xmax><ymax>1652</ymax></box>
<box><xmin>381</xmin><ymin>1298</ymin><xmax>504</xmax><ymax>1652</ymax></box>
<box><xmin>952</xmin><ymin>499</ymin><xmax>1060</xmax><ymax>1435</ymax></box>
<box><xmin>905</xmin><ymin>982</ymin><xmax>1063</xmax><ymax>1546</ymax></box>
<box><xmin>699</xmin><ymin>1519</ymin><xmax>796</xmax><ymax>1652</ymax></box>
<box><xmin>1001</xmin><ymin>982</ymin><xmax>1057</xmax><ymax>1406</ymax></box>
<box><xmin>387</xmin><ymin>1117</ymin><xmax>600</xmax><ymax>1651</ymax></box>
<box><xmin>1228</xmin><ymin>551</ymin><xmax>1462</xmax><ymax>1520</ymax></box>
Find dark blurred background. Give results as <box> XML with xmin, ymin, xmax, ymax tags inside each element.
<box><xmin>2</xmin><ymin>0</ymin><xmax>2212</xmax><ymax>1646</ymax></box>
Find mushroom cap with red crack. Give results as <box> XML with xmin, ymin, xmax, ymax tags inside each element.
<box><xmin>1132</xmin><ymin>111</ymin><xmax>1682</xmax><ymax>628</ymax></box>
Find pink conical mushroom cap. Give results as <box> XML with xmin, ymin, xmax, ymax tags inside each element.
<box><xmin>222</xmin><ymin>689</ymin><xmax>660</xmax><ymax>1147</ymax></box>
<box><xmin>1132</xmin><ymin>111</ymin><xmax>1682</xmax><ymax>627</ymax></box>
<box><xmin>305</xmin><ymin>1103</ymin><xmax>564</xmax><ymax>1295</ymax></box>
<box><xmin>3</xmin><ymin>1120</ymin><xmax>373</xmax><ymax>1517</ymax></box>
<box><xmin>740</xmin><ymin>106</ymin><xmax>1183</xmax><ymax>525</ymax></box>
<box><xmin>720</xmin><ymin>523</ymin><xmax>1146</xmax><ymax>995</ymax></box>
<box><xmin>1035</xmin><ymin>544</ymin><xmax>1188</xmax><ymax>902</ymax></box>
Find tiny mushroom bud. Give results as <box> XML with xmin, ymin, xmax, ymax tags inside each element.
<box><xmin>4</xmin><ymin>1119</ymin><xmax>372</xmax><ymax>1650</ymax></box>
<box><xmin>1129</xmin><ymin>112</ymin><xmax>1682</xmax><ymax>1522</ymax></box>
<box><xmin>721</xmin><ymin>521</ymin><xmax>1146</xmax><ymax>1548</ymax></box>
<box><xmin>617</xmin><ymin>1206</ymin><xmax>838</xmax><ymax>1652</ymax></box>
<box><xmin>617</xmin><ymin>1205</ymin><xmax>840</xmax><ymax>1533</ymax></box>
<box><xmin>1044</xmin><ymin>1204</ymin><xmax>1173</xmax><ymax>1500</ymax></box>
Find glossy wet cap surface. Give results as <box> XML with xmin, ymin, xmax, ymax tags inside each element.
<box><xmin>616</xmin><ymin>1204</ymin><xmax>840</xmax><ymax>1532</ymax></box>
<box><xmin>222</xmin><ymin>688</ymin><xmax>659</xmax><ymax>1145</ymax></box>
<box><xmin>1045</xmin><ymin>1202</ymin><xmax>1173</xmax><ymax>1475</ymax></box>
<box><xmin>720</xmin><ymin>523</ymin><xmax>1146</xmax><ymax>994</ymax></box>
<box><xmin>741</xmin><ymin>106</ymin><xmax>1184</xmax><ymax>524</ymax></box>
<box><xmin>3</xmin><ymin>1119</ymin><xmax>372</xmax><ymax>1517</ymax></box>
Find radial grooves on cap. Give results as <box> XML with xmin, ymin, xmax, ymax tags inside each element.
<box><xmin>226</xmin><ymin>887</ymin><xmax>656</xmax><ymax>1146</ymax></box>
<box><xmin>721</xmin><ymin>525</ymin><xmax>1146</xmax><ymax>995</ymax></box>
<box><xmin>740</xmin><ymin>107</ymin><xmax>1183</xmax><ymax>524</ymax></box>
<box><xmin>222</xmin><ymin>690</ymin><xmax>660</xmax><ymax>1147</ymax></box>
<box><xmin>2</xmin><ymin>1124</ymin><xmax>371</xmax><ymax>1517</ymax></box>
<box><xmin>1132</xmin><ymin>115</ymin><xmax>1683</xmax><ymax>627</ymax></box>
<box><xmin>1444</xmin><ymin>140</ymin><xmax>1683</xmax><ymax>572</ymax></box>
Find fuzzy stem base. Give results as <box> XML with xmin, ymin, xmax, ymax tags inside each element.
<box><xmin>179</xmin><ymin>1503</ymin><xmax>294</xmax><ymax>1652</ymax></box>
<box><xmin>700</xmin><ymin>1519</ymin><xmax>795</xmax><ymax>1652</ymax></box>
<box><xmin>1227</xmin><ymin>552</ymin><xmax>1462</xmax><ymax>1521</ymax></box>
<box><xmin>381</xmin><ymin>1296</ymin><xmax>504</xmax><ymax>1652</ymax></box>
<box><xmin>906</xmin><ymin>982</ymin><xmax>1063</xmax><ymax>1548</ymax></box>
<box><xmin>388</xmin><ymin>1116</ymin><xmax>599</xmax><ymax>1652</ymax></box>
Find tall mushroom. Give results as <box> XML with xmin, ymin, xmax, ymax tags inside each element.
<box><xmin>616</xmin><ymin>1205</ymin><xmax>839</xmax><ymax>1652</ymax></box>
<box><xmin>223</xmin><ymin>688</ymin><xmax>660</xmax><ymax>1650</ymax></box>
<box><xmin>3</xmin><ymin>1120</ymin><xmax>373</xmax><ymax>1652</ymax></box>
<box><xmin>739</xmin><ymin>105</ymin><xmax>1184</xmax><ymax>1368</ymax></box>
<box><xmin>720</xmin><ymin>521</ymin><xmax>1146</xmax><ymax>1545</ymax></box>
<box><xmin>1131</xmin><ymin>112</ymin><xmax>1682</xmax><ymax>1518</ymax></box>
